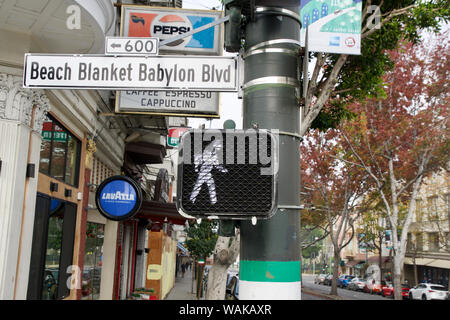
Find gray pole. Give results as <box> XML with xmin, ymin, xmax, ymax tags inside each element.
<box><xmin>239</xmin><ymin>0</ymin><xmax>303</xmax><ymax>300</ymax></box>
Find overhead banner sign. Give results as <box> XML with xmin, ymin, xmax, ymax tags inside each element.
<box><xmin>121</xmin><ymin>5</ymin><xmax>224</xmax><ymax>55</ymax></box>
<box><xmin>23</xmin><ymin>54</ymin><xmax>238</xmax><ymax>92</ymax></box>
<box><xmin>300</xmin><ymin>0</ymin><xmax>362</xmax><ymax>55</ymax></box>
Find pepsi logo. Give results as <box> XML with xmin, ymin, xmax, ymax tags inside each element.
<box><xmin>345</xmin><ymin>37</ymin><xmax>356</xmax><ymax>47</ymax></box>
<box><xmin>151</xmin><ymin>14</ymin><xmax>192</xmax><ymax>47</ymax></box>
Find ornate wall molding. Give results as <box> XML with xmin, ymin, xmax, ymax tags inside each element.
<box><xmin>0</xmin><ymin>73</ymin><xmax>33</xmax><ymax>126</ymax></box>
<box><xmin>31</xmin><ymin>90</ymin><xmax>50</xmax><ymax>134</ymax></box>
<box><xmin>0</xmin><ymin>73</ymin><xmax>50</xmax><ymax>133</ymax></box>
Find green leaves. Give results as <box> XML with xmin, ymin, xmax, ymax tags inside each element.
<box><xmin>307</xmin><ymin>0</ymin><xmax>449</xmax><ymax>132</ymax></box>
<box><xmin>185</xmin><ymin>219</ymin><xmax>218</xmax><ymax>260</ymax></box>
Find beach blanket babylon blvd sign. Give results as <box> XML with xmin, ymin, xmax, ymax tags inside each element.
<box><xmin>23</xmin><ymin>54</ymin><xmax>238</xmax><ymax>92</ymax></box>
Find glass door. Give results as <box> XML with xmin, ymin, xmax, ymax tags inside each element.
<box><xmin>82</xmin><ymin>222</ymin><xmax>105</xmax><ymax>300</ymax></box>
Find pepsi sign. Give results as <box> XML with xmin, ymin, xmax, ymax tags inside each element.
<box><xmin>121</xmin><ymin>6</ymin><xmax>223</xmax><ymax>55</ymax></box>
<box><xmin>95</xmin><ymin>176</ymin><xmax>143</xmax><ymax>221</ymax></box>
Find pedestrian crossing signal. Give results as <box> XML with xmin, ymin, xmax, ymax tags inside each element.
<box><xmin>176</xmin><ymin>129</ymin><xmax>278</xmax><ymax>220</ymax></box>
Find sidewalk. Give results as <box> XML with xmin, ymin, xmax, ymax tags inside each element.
<box><xmin>165</xmin><ymin>268</ymin><xmax>199</xmax><ymax>300</ymax></box>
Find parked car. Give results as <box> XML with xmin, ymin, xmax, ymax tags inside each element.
<box><xmin>375</xmin><ymin>280</ymin><xmax>390</xmax><ymax>295</ymax></box>
<box><xmin>409</xmin><ymin>283</ymin><xmax>448</xmax><ymax>300</ymax></box>
<box><xmin>364</xmin><ymin>279</ymin><xmax>383</xmax><ymax>294</ymax></box>
<box><xmin>337</xmin><ymin>275</ymin><xmax>355</xmax><ymax>288</ymax></box>
<box><xmin>323</xmin><ymin>274</ymin><xmax>333</xmax><ymax>286</ymax></box>
<box><xmin>381</xmin><ymin>283</ymin><xmax>410</xmax><ymax>299</ymax></box>
<box><xmin>314</xmin><ymin>274</ymin><xmax>327</xmax><ymax>285</ymax></box>
<box><xmin>225</xmin><ymin>275</ymin><xmax>239</xmax><ymax>300</ymax></box>
<box><xmin>348</xmin><ymin>277</ymin><xmax>366</xmax><ymax>291</ymax></box>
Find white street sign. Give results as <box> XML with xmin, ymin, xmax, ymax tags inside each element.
<box><xmin>116</xmin><ymin>90</ymin><xmax>220</xmax><ymax>117</ymax></box>
<box><xmin>23</xmin><ymin>54</ymin><xmax>238</xmax><ymax>92</ymax></box>
<box><xmin>105</xmin><ymin>37</ymin><xmax>159</xmax><ymax>56</ymax></box>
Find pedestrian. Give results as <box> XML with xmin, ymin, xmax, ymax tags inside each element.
<box><xmin>181</xmin><ymin>263</ymin><xmax>186</xmax><ymax>278</ymax></box>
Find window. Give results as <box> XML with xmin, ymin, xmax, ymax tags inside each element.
<box><xmin>415</xmin><ymin>199</ymin><xmax>422</xmax><ymax>222</ymax></box>
<box><xmin>39</xmin><ymin>114</ymin><xmax>81</xmax><ymax>186</ymax></box>
<box><xmin>407</xmin><ymin>233</ymin><xmax>413</xmax><ymax>252</ymax></box>
<box><xmin>427</xmin><ymin>196</ymin><xmax>438</xmax><ymax>216</ymax></box>
<box><xmin>428</xmin><ymin>232</ymin><xmax>439</xmax><ymax>252</ymax></box>
<box><xmin>416</xmin><ymin>233</ymin><xmax>423</xmax><ymax>252</ymax></box>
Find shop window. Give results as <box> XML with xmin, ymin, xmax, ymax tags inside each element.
<box><xmin>27</xmin><ymin>194</ymin><xmax>77</xmax><ymax>300</ymax></box>
<box><xmin>82</xmin><ymin>222</ymin><xmax>105</xmax><ymax>300</ymax></box>
<box><xmin>39</xmin><ymin>114</ymin><xmax>81</xmax><ymax>186</ymax></box>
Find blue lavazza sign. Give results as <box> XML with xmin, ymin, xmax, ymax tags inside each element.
<box><xmin>95</xmin><ymin>176</ymin><xmax>143</xmax><ymax>221</ymax></box>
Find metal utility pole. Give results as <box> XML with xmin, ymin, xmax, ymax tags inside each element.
<box><xmin>237</xmin><ymin>0</ymin><xmax>303</xmax><ymax>300</ymax></box>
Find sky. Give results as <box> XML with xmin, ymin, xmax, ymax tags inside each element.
<box><xmin>181</xmin><ymin>0</ymin><xmax>244</xmax><ymax>130</ymax></box>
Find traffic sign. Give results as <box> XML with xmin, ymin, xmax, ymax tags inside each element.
<box><xmin>23</xmin><ymin>54</ymin><xmax>238</xmax><ymax>92</ymax></box>
<box><xmin>105</xmin><ymin>37</ymin><xmax>159</xmax><ymax>56</ymax></box>
<box><xmin>176</xmin><ymin>129</ymin><xmax>279</xmax><ymax>220</ymax></box>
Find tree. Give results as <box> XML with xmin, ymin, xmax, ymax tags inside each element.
<box><xmin>205</xmin><ymin>228</ymin><xmax>240</xmax><ymax>300</ymax></box>
<box><xmin>334</xmin><ymin>32</ymin><xmax>449</xmax><ymax>299</ymax></box>
<box><xmin>185</xmin><ymin>219</ymin><xmax>218</xmax><ymax>299</ymax></box>
<box><xmin>302</xmin><ymin>0</ymin><xmax>449</xmax><ymax>135</ymax></box>
<box><xmin>300</xmin><ymin>129</ymin><xmax>370</xmax><ymax>296</ymax></box>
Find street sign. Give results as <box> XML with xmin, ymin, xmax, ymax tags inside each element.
<box><xmin>23</xmin><ymin>54</ymin><xmax>238</xmax><ymax>92</ymax></box>
<box><xmin>167</xmin><ymin>127</ymin><xmax>190</xmax><ymax>148</ymax></box>
<box><xmin>121</xmin><ymin>5</ymin><xmax>223</xmax><ymax>56</ymax></box>
<box><xmin>300</xmin><ymin>0</ymin><xmax>362</xmax><ymax>55</ymax></box>
<box><xmin>105</xmin><ymin>37</ymin><xmax>159</xmax><ymax>56</ymax></box>
<box><xmin>177</xmin><ymin>129</ymin><xmax>279</xmax><ymax>220</ymax></box>
<box><xmin>116</xmin><ymin>90</ymin><xmax>220</xmax><ymax>117</ymax></box>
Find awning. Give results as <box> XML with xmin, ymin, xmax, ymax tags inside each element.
<box><xmin>346</xmin><ymin>260</ymin><xmax>365</xmax><ymax>267</ymax></box>
<box><xmin>368</xmin><ymin>256</ymin><xmax>391</xmax><ymax>264</ymax></box>
<box><xmin>177</xmin><ymin>242</ymin><xmax>188</xmax><ymax>255</ymax></box>
<box><xmin>136</xmin><ymin>200</ymin><xmax>194</xmax><ymax>225</ymax></box>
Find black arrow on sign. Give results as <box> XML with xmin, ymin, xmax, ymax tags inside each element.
<box><xmin>110</xmin><ymin>43</ymin><xmax>122</xmax><ymax>49</ymax></box>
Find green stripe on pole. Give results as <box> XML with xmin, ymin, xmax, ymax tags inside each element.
<box><xmin>240</xmin><ymin>260</ymin><xmax>301</xmax><ymax>283</ymax></box>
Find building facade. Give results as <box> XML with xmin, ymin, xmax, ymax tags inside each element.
<box><xmin>404</xmin><ymin>169</ymin><xmax>450</xmax><ymax>288</ymax></box>
<box><xmin>0</xmin><ymin>0</ymin><xmax>189</xmax><ymax>300</ymax></box>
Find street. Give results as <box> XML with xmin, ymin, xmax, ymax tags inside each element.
<box><xmin>301</xmin><ymin>274</ymin><xmax>390</xmax><ymax>300</ymax></box>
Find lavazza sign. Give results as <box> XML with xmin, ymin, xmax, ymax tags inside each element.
<box><xmin>23</xmin><ymin>54</ymin><xmax>238</xmax><ymax>92</ymax></box>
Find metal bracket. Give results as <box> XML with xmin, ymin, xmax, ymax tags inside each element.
<box><xmin>242</xmin><ymin>76</ymin><xmax>300</xmax><ymax>90</ymax></box>
<box><xmin>278</xmin><ymin>205</ymin><xmax>304</xmax><ymax>210</ymax></box>
<box><xmin>254</xmin><ymin>6</ymin><xmax>302</xmax><ymax>27</ymax></box>
<box><xmin>242</xmin><ymin>47</ymin><xmax>298</xmax><ymax>59</ymax></box>
<box><xmin>246</xmin><ymin>39</ymin><xmax>302</xmax><ymax>52</ymax></box>
<box><xmin>278</xmin><ymin>131</ymin><xmax>303</xmax><ymax>141</ymax></box>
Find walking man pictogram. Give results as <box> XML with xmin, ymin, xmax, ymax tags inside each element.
<box><xmin>189</xmin><ymin>139</ymin><xmax>228</xmax><ymax>205</ymax></box>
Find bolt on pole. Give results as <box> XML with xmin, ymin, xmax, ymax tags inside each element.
<box><xmin>239</xmin><ymin>0</ymin><xmax>303</xmax><ymax>300</ymax></box>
